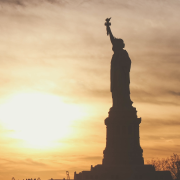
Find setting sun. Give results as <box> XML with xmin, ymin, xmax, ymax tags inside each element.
<box><xmin>0</xmin><ymin>92</ymin><xmax>86</xmax><ymax>149</ymax></box>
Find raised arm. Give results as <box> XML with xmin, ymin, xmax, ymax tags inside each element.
<box><xmin>107</xmin><ymin>25</ymin><xmax>115</xmax><ymax>45</ymax></box>
<box><xmin>105</xmin><ymin>18</ymin><xmax>115</xmax><ymax>45</ymax></box>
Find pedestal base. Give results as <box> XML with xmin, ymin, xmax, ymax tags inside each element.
<box><xmin>74</xmin><ymin>106</ymin><xmax>172</xmax><ymax>180</ymax></box>
<box><xmin>74</xmin><ymin>164</ymin><xmax>172</xmax><ymax>180</ymax></box>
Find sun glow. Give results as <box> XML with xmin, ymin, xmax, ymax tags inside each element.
<box><xmin>0</xmin><ymin>92</ymin><xmax>86</xmax><ymax>149</ymax></box>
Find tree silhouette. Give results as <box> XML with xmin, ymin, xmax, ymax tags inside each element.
<box><xmin>147</xmin><ymin>154</ymin><xmax>180</xmax><ymax>180</ymax></box>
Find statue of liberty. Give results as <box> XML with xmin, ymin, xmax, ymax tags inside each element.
<box><xmin>105</xmin><ymin>18</ymin><xmax>133</xmax><ymax>109</ymax></box>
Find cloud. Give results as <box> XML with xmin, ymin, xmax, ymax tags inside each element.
<box><xmin>59</xmin><ymin>135</ymin><xmax>105</xmax><ymax>145</ymax></box>
<box><xmin>78</xmin><ymin>155</ymin><xmax>102</xmax><ymax>161</ymax></box>
<box><xmin>24</xmin><ymin>158</ymin><xmax>48</xmax><ymax>167</ymax></box>
<box><xmin>142</xmin><ymin>134</ymin><xmax>180</xmax><ymax>142</ymax></box>
<box><xmin>0</xmin><ymin>157</ymin><xmax>49</xmax><ymax>176</ymax></box>
<box><xmin>131</xmin><ymin>88</ymin><xmax>180</xmax><ymax>106</ymax></box>
<box><xmin>0</xmin><ymin>0</ymin><xmax>24</xmax><ymax>6</ymax></box>
<box><xmin>143</xmin><ymin>146</ymin><xmax>178</xmax><ymax>160</ymax></box>
<box><xmin>0</xmin><ymin>0</ymin><xmax>67</xmax><ymax>6</ymax></box>
<box><xmin>141</xmin><ymin>118</ymin><xmax>180</xmax><ymax>132</ymax></box>
<box><xmin>169</xmin><ymin>91</ymin><xmax>180</xmax><ymax>96</ymax></box>
<box><xmin>0</xmin><ymin>157</ymin><xmax>47</xmax><ymax>167</ymax></box>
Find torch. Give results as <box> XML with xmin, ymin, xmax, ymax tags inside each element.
<box><xmin>105</xmin><ymin>17</ymin><xmax>111</xmax><ymax>35</ymax></box>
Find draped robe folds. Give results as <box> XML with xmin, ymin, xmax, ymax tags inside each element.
<box><xmin>110</xmin><ymin>49</ymin><xmax>132</xmax><ymax>108</ymax></box>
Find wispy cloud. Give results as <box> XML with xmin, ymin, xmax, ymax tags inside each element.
<box><xmin>0</xmin><ymin>0</ymin><xmax>67</xmax><ymax>6</ymax></box>
<box><xmin>142</xmin><ymin>118</ymin><xmax>180</xmax><ymax>130</ymax></box>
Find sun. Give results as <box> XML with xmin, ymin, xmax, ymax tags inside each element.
<box><xmin>0</xmin><ymin>92</ymin><xmax>86</xmax><ymax>149</ymax></box>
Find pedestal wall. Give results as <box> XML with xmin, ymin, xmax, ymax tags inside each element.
<box><xmin>102</xmin><ymin>107</ymin><xmax>144</xmax><ymax>167</ymax></box>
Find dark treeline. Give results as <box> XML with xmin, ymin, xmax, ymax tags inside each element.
<box><xmin>146</xmin><ymin>154</ymin><xmax>180</xmax><ymax>180</ymax></box>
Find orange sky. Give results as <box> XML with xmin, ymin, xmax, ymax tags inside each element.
<box><xmin>0</xmin><ymin>0</ymin><xmax>180</xmax><ymax>180</ymax></box>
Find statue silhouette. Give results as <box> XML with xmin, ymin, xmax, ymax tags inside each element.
<box><xmin>105</xmin><ymin>18</ymin><xmax>132</xmax><ymax>109</ymax></box>
<box><xmin>74</xmin><ymin>18</ymin><xmax>173</xmax><ymax>180</ymax></box>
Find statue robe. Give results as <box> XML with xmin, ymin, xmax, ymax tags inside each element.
<box><xmin>110</xmin><ymin>49</ymin><xmax>132</xmax><ymax>108</ymax></box>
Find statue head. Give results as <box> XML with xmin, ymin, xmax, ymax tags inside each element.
<box><xmin>112</xmin><ymin>38</ymin><xmax>125</xmax><ymax>52</ymax></box>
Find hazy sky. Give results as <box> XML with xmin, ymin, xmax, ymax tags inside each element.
<box><xmin>0</xmin><ymin>0</ymin><xmax>180</xmax><ymax>179</ymax></box>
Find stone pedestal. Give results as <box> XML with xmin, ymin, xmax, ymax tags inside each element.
<box><xmin>74</xmin><ymin>164</ymin><xmax>172</xmax><ymax>180</ymax></box>
<box><xmin>74</xmin><ymin>106</ymin><xmax>173</xmax><ymax>180</ymax></box>
<box><xmin>103</xmin><ymin>107</ymin><xmax>144</xmax><ymax>167</ymax></box>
